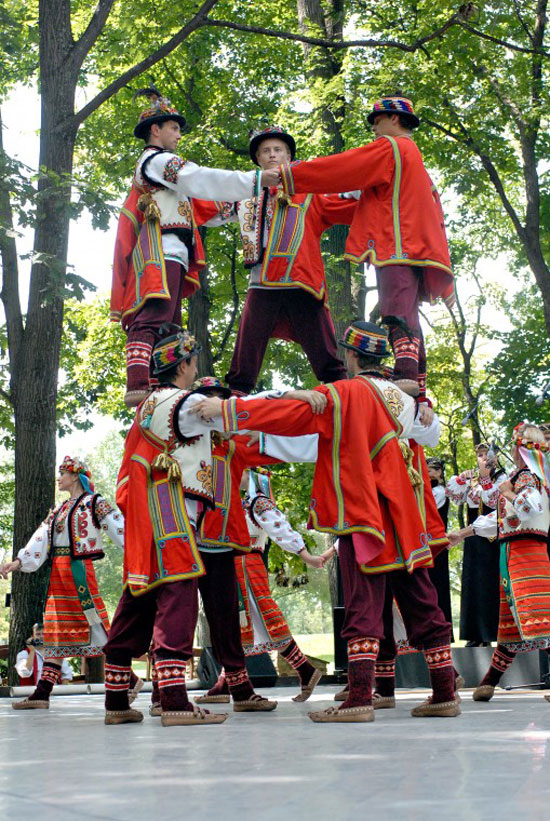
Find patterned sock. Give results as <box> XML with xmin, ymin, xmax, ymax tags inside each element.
<box><xmin>480</xmin><ymin>644</ymin><xmax>517</xmax><ymax>687</ymax></box>
<box><xmin>341</xmin><ymin>637</ymin><xmax>378</xmax><ymax>709</ymax></box>
<box><xmin>279</xmin><ymin>640</ymin><xmax>316</xmax><ymax>685</ymax></box>
<box><xmin>389</xmin><ymin>327</ymin><xmax>420</xmax><ymax>386</ymax></box>
<box><xmin>104</xmin><ymin>662</ymin><xmax>132</xmax><ymax>711</ymax></box>
<box><xmin>225</xmin><ymin>668</ymin><xmax>255</xmax><ymax>701</ymax></box>
<box><xmin>423</xmin><ymin>643</ymin><xmax>455</xmax><ymax>703</ymax></box>
<box><xmin>30</xmin><ymin>661</ymin><xmax>61</xmax><ymax>702</ymax></box>
<box><xmin>151</xmin><ymin>664</ymin><xmax>160</xmax><ymax>706</ymax></box>
<box><xmin>155</xmin><ymin>657</ymin><xmax>193</xmax><ymax>712</ymax></box>
<box><xmin>125</xmin><ymin>336</ymin><xmax>153</xmax><ymax>396</ymax></box>
<box><xmin>207</xmin><ymin>669</ymin><xmax>229</xmax><ymax>697</ymax></box>
<box><xmin>375</xmin><ymin>659</ymin><xmax>396</xmax><ymax>697</ymax></box>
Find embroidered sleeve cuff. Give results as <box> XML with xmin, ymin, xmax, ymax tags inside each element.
<box><xmin>480</xmin><ymin>477</ymin><xmax>493</xmax><ymax>489</ymax></box>
<box><xmin>279</xmin><ymin>163</ymin><xmax>295</xmax><ymax>196</ymax></box>
<box><xmin>222</xmin><ymin>397</ymin><xmax>248</xmax><ymax>432</ymax></box>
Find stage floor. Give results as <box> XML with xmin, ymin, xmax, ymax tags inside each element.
<box><xmin>1</xmin><ymin>685</ymin><xmax>550</xmax><ymax>820</ymax></box>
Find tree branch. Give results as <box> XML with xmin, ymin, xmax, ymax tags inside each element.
<box><xmin>161</xmin><ymin>56</ymin><xmax>203</xmax><ymax>122</ymax></box>
<box><xmin>65</xmin><ymin>0</ymin><xmax>221</xmax><ymax>132</ymax></box>
<box><xmin>424</xmin><ymin>115</ymin><xmax>527</xmax><ymax>244</ymax></box>
<box><xmin>470</xmin><ymin>61</ymin><xmax>523</xmax><ymax>132</ymax></box>
<box><xmin>512</xmin><ymin>0</ymin><xmax>535</xmax><ymax>44</ymax></box>
<box><xmin>458</xmin><ymin>20</ymin><xmax>550</xmax><ymax>57</ymax></box>
<box><xmin>69</xmin><ymin>0</ymin><xmax>116</xmax><ymax>71</ymax></box>
<box><xmin>204</xmin><ymin>8</ymin><xmax>464</xmax><ymax>53</ymax></box>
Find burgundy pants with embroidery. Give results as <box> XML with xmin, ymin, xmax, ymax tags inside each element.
<box><xmin>197</xmin><ymin>550</ymin><xmax>246</xmax><ymax>672</ymax></box>
<box><xmin>125</xmin><ymin>260</ymin><xmax>192</xmax><ymax>394</ymax></box>
<box><xmin>103</xmin><ymin>577</ymin><xmax>199</xmax><ymax>665</ymax></box>
<box><xmin>376</xmin><ymin>265</ymin><xmax>426</xmax><ymax>395</ymax></box>
<box><xmin>338</xmin><ymin>534</ymin><xmax>451</xmax><ymax>648</ymax></box>
<box><xmin>225</xmin><ymin>288</ymin><xmax>347</xmax><ymax>393</ymax></box>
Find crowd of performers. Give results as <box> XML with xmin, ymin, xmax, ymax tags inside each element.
<box><xmin>2</xmin><ymin>91</ymin><xmax>550</xmax><ymax>726</ymax></box>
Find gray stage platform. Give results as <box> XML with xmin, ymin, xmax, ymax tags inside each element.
<box><xmin>1</xmin><ymin>686</ymin><xmax>550</xmax><ymax>821</ymax></box>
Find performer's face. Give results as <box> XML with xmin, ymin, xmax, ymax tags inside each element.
<box><xmin>153</xmin><ymin>120</ymin><xmax>182</xmax><ymax>152</ymax></box>
<box><xmin>57</xmin><ymin>470</ymin><xmax>75</xmax><ymax>493</ymax></box>
<box><xmin>32</xmin><ymin>626</ymin><xmax>44</xmax><ymax>644</ymax></box>
<box><xmin>344</xmin><ymin>349</ymin><xmax>359</xmax><ymax>376</ymax></box>
<box><xmin>255</xmin><ymin>138</ymin><xmax>291</xmax><ymax>170</ymax></box>
<box><xmin>372</xmin><ymin>113</ymin><xmax>400</xmax><ymax>137</ymax></box>
<box><xmin>179</xmin><ymin>355</ymin><xmax>199</xmax><ymax>388</ymax></box>
<box><xmin>427</xmin><ymin>465</ymin><xmax>442</xmax><ymax>482</ymax></box>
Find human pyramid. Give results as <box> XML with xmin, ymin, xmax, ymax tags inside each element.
<box><xmin>3</xmin><ymin>91</ymin><xmax>550</xmax><ymax>726</ymax></box>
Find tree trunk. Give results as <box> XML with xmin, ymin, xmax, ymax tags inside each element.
<box><xmin>7</xmin><ymin>1</ymin><xmax>78</xmax><ymax>683</ymax></box>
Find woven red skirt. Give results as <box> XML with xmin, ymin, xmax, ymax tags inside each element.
<box><xmin>43</xmin><ymin>555</ymin><xmax>110</xmax><ymax>659</ymax></box>
<box><xmin>498</xmin><ymin>538</ymin><xmax>550</xmax><ymax>651</ymax></box>
<box><xmin>234</xmin><ymin>552</ymin><xmax>292</xmax><ymax>655</ymax></box>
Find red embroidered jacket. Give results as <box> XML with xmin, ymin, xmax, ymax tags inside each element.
<box><xmin>237</xmin><ymin>192</ymin><xmax>357</xmax><ymax>304</ymax></box>
<box><xmin>279</xmin><ymin>135</ymin><xmax>454</xmax><ymax>307</ymax></box>
<box><xmin>219</xmin><ymin>378</ymin><xmax>436</xmax><ymax>574</ymax></box>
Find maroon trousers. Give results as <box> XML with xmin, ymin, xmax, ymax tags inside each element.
<box><xmin>127</xmin><ymin>259</ymin><xmax>190</xmax><ymax>339</ymax></box>
<box><xmin>125</xmin><ymin>260</ymin><xmax>190</xmax><ymax>394</ymax></box>
<box><xmin>103</xmin><ymin>578</ymin><xmax>198</xmax><ymax>665</ymax></box>
<box><xmin>376</xmin><ymin>265</ymin><xmax>426</xmax><ymax>394</ymax></box>
<box><xmin>338</xmin><ymin>534</ymin><xmax>451</xmax><ymax>649</ymax></box>
<box><xmin>197</xmin><ymin>550</ymin><xmax>246</xmax><ymax>672</ymax></box>
<box><xmin>225</xmin><ymin>288</ymin><xmax>347</xmax><ymax>393</ymax></box>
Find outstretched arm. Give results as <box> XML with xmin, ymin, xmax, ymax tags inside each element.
<box><xmin>279</xmin><ymin>139</ymin><xmax>394</xmax><ymax>197</ymax></box>
<box><xmin>0</xmin><ymin>521</ymin><xmax>50</xmax><ymax>577</ymax></box>
<box><xmin>191</xmin><ymin>392</ymin><xmax>331</xmax><ymax>438</ymax></box>
<box><xmin>142</xmin><ymin>152</ymin><xmax>257</xmax><ymax>202</ymax></box>
<box><xmin>249</xmin><ymin>497</ymin><xmax>323</xmax><ymax>569</ymax></box>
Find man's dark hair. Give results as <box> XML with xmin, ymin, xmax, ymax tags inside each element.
<box><xmin>356</xmin><ymin>352</ymin><xmax>385</xmax><ymax>370</ymax></box>
<box><xmin>380</xmin><ymin>111</ymin><xmax>414</xmax><ymax>130</ymax></box>
<box><xmin>157</xmin><ymin>362</ymin><xmax>182</xmax><ymax>385</ymax></box>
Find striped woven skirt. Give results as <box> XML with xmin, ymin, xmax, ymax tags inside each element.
<box><xmin>234</xmin><ymin>552</ymin><xmax>292</xmax><ymax>656</ymax></box>
<box><xmin>498</xmin><ymin>538</ymin><xmax>550</xmax><ymax>652</ymax></box>
<box><xmin>43</xmin><ymin>552</ymin><xmax>110</xmax><ymax>659</ymax></box>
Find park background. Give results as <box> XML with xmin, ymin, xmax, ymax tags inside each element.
<box><xmin>1</xmin><ymin>0</ymin><xmax>550</xmax><ymax>680</ymax></box>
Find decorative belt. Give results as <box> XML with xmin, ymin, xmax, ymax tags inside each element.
<box><xmin>51</xmin><ymin>546</ymin><xmax>71</xmax><ymax>557</ymax></box>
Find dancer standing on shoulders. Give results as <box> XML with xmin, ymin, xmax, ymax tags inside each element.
<box><xmin>262</xmin><ymin>97</ymin><xmax>454</xmax><ymax>398</ymax></box>
<box><xmin>221</xmin><ymin>126</ymin><xmax>356</xmax><ymax>393</ymax></box>
<box><xmin>1</xmin><ymin>457</ymin><xmax>124</xmax><ymax>711</ymax></box>
<box><xmin>111</xmin><ymin>88</ymin><xmax>272</xmax><ymax>407</ymax></box>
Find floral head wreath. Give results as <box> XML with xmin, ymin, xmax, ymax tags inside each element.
<box><xmin>512</xmin><ymin>422</ymin><xmax>549</xmax><ymax>452</ymax></box>
<box><xmin>59</xmin><ymin>455</ymin><xmax>91</xmax><ymax>478</ymax></box>
<box><xmin>58</xmin><ymin>455</ymin><xmax>94</xmax><ymax>493</ymax></box>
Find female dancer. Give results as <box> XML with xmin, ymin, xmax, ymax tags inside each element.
<box><xmin>1</xmin><ymin>456</ymin><xmax>125</xmax><ymax>712</ymax></box>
